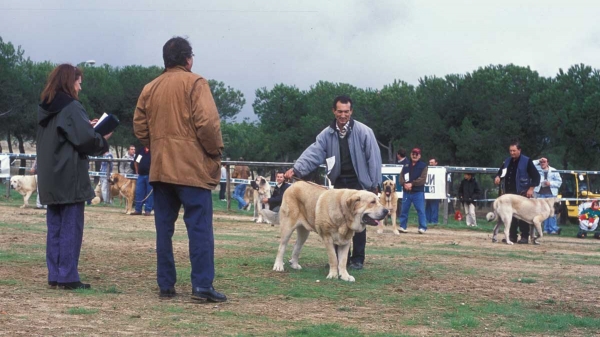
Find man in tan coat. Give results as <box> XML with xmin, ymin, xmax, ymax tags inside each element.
<box><xmin>134</xmin><ymin>36</ymin><xmax>226</xmax><ymax>303</ymax></box>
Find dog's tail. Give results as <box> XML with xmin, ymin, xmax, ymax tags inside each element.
<box><xmin>261</xmin><ymin>209</ymin><xmax>279</xmax><ymax>225</ymax></box>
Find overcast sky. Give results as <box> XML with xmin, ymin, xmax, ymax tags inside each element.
<box><xmin>1</xmin><ymin>0</ymin><xmax>599</xmax><ymax>121</ymax></box>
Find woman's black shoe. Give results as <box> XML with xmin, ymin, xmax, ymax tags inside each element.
<box><xmin>48</xmin><ymin>281</ymin><xmax>58</xmax><ymax>289</ymax></box>
<box><xmin>58</xmin><ymin>281</ymin><xmax>91</xmax><ymax>290</ymax></box>
<box><xmin>159</xmin><ymin>287</ymin><xmax>177</xmax><ymax>298</ymax></box>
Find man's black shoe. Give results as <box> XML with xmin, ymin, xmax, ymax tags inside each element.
<box><xmin>48</xmin><ymin>281</ymin><xmax>58</xmax><ymax>289</ymax></box>
<box><xmin>192</xmin><ymin>286</ymin><xmax>227</xmax><ymax>303</ymax></box>
<box><xmin>517</xmin><ymin>238</ymin><xmax>529</xmax><ymax>244</ymax></box>
<box><xmin>159</xmin><ymin>287</ymin><xmax>176</xmax><ymax>298</ymax></box>
<box><xmin>557</xmin><ymin>228</ymin><xmax>562</xmax><ymax>235</ymax></box>
<box><xmin>348</xmin><ymin>262</ymin><xmax>363</xmax><ymax>270</ymax></box>
<box><xmin>59</xmin><ymin>281</ymin><xmax>91</xmax><ymax>290</ymax></box>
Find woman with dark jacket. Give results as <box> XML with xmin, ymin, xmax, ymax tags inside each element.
<box><xmin>458</xmin><ymin>173</ymin><xmax>481</xmax><ymax>227</ymax></box>
<box><xmin>36</xmin><ymin>64</ymin><xmax>112</xmax><ymax>290</ymax></box>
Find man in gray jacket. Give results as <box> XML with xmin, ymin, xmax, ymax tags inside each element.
<box><xmin>285</xmin><ymin>95</ymin><xmax>382</xmax><ymax>270</ymax></box>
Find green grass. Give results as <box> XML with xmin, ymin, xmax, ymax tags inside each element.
<box><xmin>66</xmin><ymin>307</ymin><xmax>98</xmax><ymax>315</ymax></box>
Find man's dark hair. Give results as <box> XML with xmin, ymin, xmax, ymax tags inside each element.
<box><xmin>163</xmin><ymin>36</ymin><xmax>193</xmax><ymax>69</ymax></box>
<box><xmin>332</xmin><ymin>95</ymin><xmax>353</xmax><ymax>110</ymax></box>
<box><xmin>276</xmin><ymin>171</ymin><xmax>285</xmax><ymax>176</ymax></box>
<box><xmin>396</xmin><ymin>148</ymin><xmax>406</xmax><ymax>157</ymax></box>
<box><xmin>509</xmin><ymin>139</ymin><xmax>521</xmax><ymax>150</ymax></box>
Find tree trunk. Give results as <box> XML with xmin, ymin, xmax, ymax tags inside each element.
<box><xmin>16</xmin><ymin>134</ymin><xmax>26</xmax><ymax>175</ymax></box>
<box><xmin>562</xmin><ymin>148</ymin><xmax>569</xmax><ymax>170</ymax></box>
<box><xmin>7</xmin><ymin>132</ymin><xmax>13</xmax><ymax>153</ymax></box>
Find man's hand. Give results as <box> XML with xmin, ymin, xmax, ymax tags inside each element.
<box><xmin>103</xmin><ymin>132</ymin><xmax>113</xmax><ymax>140</ymax></box>
<box><xmin>284</xmin><ymin>168</ymin><xmax>295</xmax><ymax>180</ymax></box>
<box><xmin>544</xmin><ymin>180</ymin><xmax>551</xmax><ymax>187</ymax></box>
<box><xmin>90</xmin><ymin>118</ymin><xmax>99</xmax><ymax>127</ymax></box>
<box><xmin>494</xmin><ymin>176</ymin><xmax>500</xmax><ymax>185</ymax></box>
<box><xmin>404</xmin><ymin>183</ymin><xmax>412</xmax><ymax>191</ymax></box>
<box><xmin>261</xmin><ymin>197</ymin><xmax>269</xmax><ymax>204</ymax></box>
<box><xmin>526</xmin><ymin>187</ymin><xmax>534</xmax><ymax>198</ymax></box>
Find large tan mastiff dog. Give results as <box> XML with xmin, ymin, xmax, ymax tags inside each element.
<box><xmin>10</xmin><ymin>175</ymin><xmax>37</xmax><ymax>208</ymax></box>
<box><xmin>272</xmin><ymin>181</ymin><xmax>389</xmax><ymax>282</ymax></box>
<box><xmin>487</xmin><ymin>194</ymin><xmax>560</xmax><ymax>245</ymax></box>
<box><xmin>377</xmin><ymin>179</ymin><xmax>399</xmax><ymax>235</ymax></box>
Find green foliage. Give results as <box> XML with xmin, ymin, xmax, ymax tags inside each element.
<box><xmin>66</xmin><ymin>307</ymin><xmax>98</xmax><ymax>315</ymax></box>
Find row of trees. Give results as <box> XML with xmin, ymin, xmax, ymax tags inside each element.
<box><xmin>1</xmin><ymin>36</ymin><xmax>599</xmax><ymax>170</ymax></box>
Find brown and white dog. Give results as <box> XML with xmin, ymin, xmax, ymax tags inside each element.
<box><xmin>10</xmin><ymin>175</ymin><xmax>38</xmax><ymax>208</ymax></box>
<box><xmin>250</xmin><ymin>176</ymin><xmax>272</xmax><ymax>223</ymax></box>
<box><xmin>91</xmin><ymin>173</ymin><xmax>136</xmax><ymax>214</ymax></box>
<box><xmin>377</xmin><ymin>179</ymin><xmax>399</xmax><ymax>235</ymax></box>
<box><xmin>109</xmin><ymin>173</ymin><xmax>137</xmax><ymax>214</ymax></box>
<box><xmin>272</xmin><ymin>181</ymin><xmax>389</xmax><ymax>282</ymax></box>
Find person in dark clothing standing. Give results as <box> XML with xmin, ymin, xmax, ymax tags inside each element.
<box><xmin>399</xmin><ymin>148</ymin><xmax>429</xmax><ymax>233</ymax></box>
<box><xmin>494</xmin><ymin>140</ymin><xmax>541</xmax><ymax>244</ymax></box>
<box><xmin>37</xmin><ymin>64</ymin><xmax>112</xmax><ymax>290</ymax></box>
<box><xmin>458</xmin><ymin>173</ymin><xmax>481</xmax><ymax>227</ymax></box>
<box><xmin>262</xmin><ymin>171</ymin><xmax>290</xmax><ymax>211</ymax></box>
<box><xmin>131</xmin><ymin>146</ymin><xmax>153</xmax><ymax>215</ymax></box>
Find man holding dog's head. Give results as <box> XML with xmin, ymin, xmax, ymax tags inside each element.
<box><xmin>134</xmin><ymin>36</ymin><xmax>226</xmax><ymax>302</ymax></box>
<box><xmin>284</xmin><ymin>95</ymin><xmax>382</xmax><ymax>271</ymax></box>
<box><xmin>494</xmin><ymin>140</ymin><xmax>541</xmax><ymax>244</ymax></box>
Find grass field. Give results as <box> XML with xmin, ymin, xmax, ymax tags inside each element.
<box><xmin>1</xmin><ymin>185</ymin><xmax>599</xmax><ymax>336</ymax></box>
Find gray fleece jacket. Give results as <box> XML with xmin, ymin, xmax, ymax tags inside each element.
<box><xmin>293</xmin><ymin>118</ymin><xmax>382</xmax><ymax>191</ymax></box>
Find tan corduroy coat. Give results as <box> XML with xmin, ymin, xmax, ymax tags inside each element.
<box><xmin>134</xmin><ymin>66</ymin><xmax>223</xmax><ymax>190</ymax></box>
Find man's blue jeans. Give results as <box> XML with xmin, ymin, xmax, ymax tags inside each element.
<box><xmin>152</xmin><ymin>182</ymin><xmax>215</xmax><ymax>290</ymax></box>
<box><xmin>538</xmin><ymin>193</ymin><xmax>560</xmax><ymax>233</ymax></box>
<box><xmin>425</xmin><ymin>199</ymin><xmax>439</xmax><ymax>224</ymax></box>
<box><xmin>135</xmin><ymin>174</ymin><xmax>154</xmax><ymax>213</ymax></box>
<box><xmin>399</xmin><ymin>191</ymin><xmax>427</xmax><ymax>231</ymax></box>
<box><xmin>233</xmin><ymin>184</ymin><xmax>247</xmax><ymax>209</ymax></box>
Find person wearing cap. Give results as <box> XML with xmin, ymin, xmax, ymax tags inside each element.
<box><xmin>533</xmin><ymin>157</ymin><xmax>562</xmax><ymax>234</ymax></box>
<box><xmin>399</xmin><ymin>148</ymin><xmax>429</xmax><ymax>234</ymax></box>
<box><xmin>284</xmin><ymin>95</ymin><xmax>382</xmax><ymax>271</ymax></box>
<box><xmin>494</xmin><ymin>140</ymin><xmax>540</xmax><ymax>244</ymax></box>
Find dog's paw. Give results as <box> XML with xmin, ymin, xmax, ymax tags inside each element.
<box><xmin>492</xmin><ymin>238</ymin><xmax>498</xmax><ymax>243</ymax></box>
<box><xmin>376</xmin><ymin>229</ymin><xmax>383</xmax><ymax>234</ymax></box>
<box><xmin>506</xmin><ymin>241</ymin><xmax>514</xmax><ymax>245</ymax></box>
<box><xmin>393</xmin><ymin>229</ymin><xmax>400</xmax><ymax>235</ymax></box>
<box><xmin>326</xmin><ymin>271</ymin><xmax>339</xmax><ymax>280</ymax></box>
<box><xmin>19</xmin><ymin>205</ymin><xmax>26</xmax><ymax>209</ymax></box>
<box><xmin>340</xmin><ymin>274</ymin><xmax>355</xmax><ymax>282</ymax></box>
<box><xmin>273</xmin><ymin>261</ymin><xmax>285</xmax><ymax>272</ymax></box>
<box><xmin>289</xmin><ymin>262</ymin><xmax>302</xmax><ymax>270</ymax></box>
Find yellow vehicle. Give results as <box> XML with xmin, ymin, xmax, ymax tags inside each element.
<box><xmin>558</xmin><ymin>172</ymin><xmax>600</xmax><ymax>224</ymax></box>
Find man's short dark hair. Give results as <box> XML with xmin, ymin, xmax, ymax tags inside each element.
<box><xmin>396</xmin><ymin>148</ymin><xmax>406</xmax><ymax>157</ymax></box>
<box><xmin>509</xmin><ymin>139</ymin><xmax>521</xmax><ymax>150</ymax></box>
<box><xmin>332</xmin><ymin>95</ymin><xmax>353</xmax><ymax>110</ymax></box>
<box><xmin>163</xmin><ymin>36</ymin><xmax>193</xmax><ymax>69</ymax></box>
<box><xmin>276</xmin><ymin>171</ymin><xmax>285</xmax><ymax>176</ymax></box>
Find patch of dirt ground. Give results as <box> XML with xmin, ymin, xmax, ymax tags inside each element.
<box><xmin>0</xmin><ymin>203</ymin><xmax>599</xmax><ymax>336</ymax></box>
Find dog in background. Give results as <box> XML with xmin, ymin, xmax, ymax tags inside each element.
<box><xmin>251</xmin><ymin>176</ymin><xmax>272</xmax><ymax>223</ymax></box>
<box><xmin>487</xmin><ymin>194</ymin><xmax>560</xmax><ymax>245</ymax></box>
<box><xmin>272</xmin><ymin>181</ymin><xmax>389</xmax><ymax>282</ymax></box>
<box><xmin>377</xmin><ymin>179</ymin><xmax>399</xmax><ymax>235</ymax></box>
<box><xmin>109</xmin><ymin>173</ymin><xmax>136</xmax><ymax>214</ymax></box>
<box><xmin>10</xmin><ymin>175</ymin><xmax>38</xmax><ymax>208</ymax></box>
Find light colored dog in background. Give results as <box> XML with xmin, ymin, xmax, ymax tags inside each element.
<box><xmin>109</xmin><ymin>173</ymin><xmax>137</xmax><ymax>214</ymax></box>
<box><xmin>377</xmin><ymin>179</ymin><xmax>399</xmax><ymax>235</ymax></box>
<box><xmin>10</xmin><ymin>175</ymin><xmax>38</xmax><ymax>208</ymax></box>
<box><xmin>251</xmin><ymin>176</ymin><xmax>272</xmax><ymax>223</ymax></box>
<box><xmin>487</xmin><ymin>194</ymin><xmax>560</xmax><ymax>245</ymax></box>
<box><xmin>272</xmin><ymin>181</ymin><xmax>389</xmax><ymax>282</ymax></box>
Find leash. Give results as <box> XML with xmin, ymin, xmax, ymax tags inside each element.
<box><xmin>134</xmin><ymin>189</ymin><xmax>153</xmax><ymax>203</ymax></box>
<box><xmin>290</xmin><ymin>176</ymin><xmax>329</xmax><ymax>190</ymax></box>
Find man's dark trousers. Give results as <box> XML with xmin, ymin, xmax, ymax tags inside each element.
<box><xmin>153</xmin><ymin>182</ymin><xmax>215</xmax><ymax>290</ymax></box>
<box><xmin>334</xmin><ymin>176</ymin><xmax>365</xmax><ymax>264</ymax></box>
